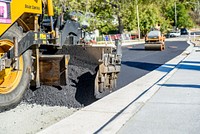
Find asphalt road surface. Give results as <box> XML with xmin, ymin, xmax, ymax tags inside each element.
<box><xmin>0</xmin><ymin>40</ymin><xmax>189</xmax><ymax>134</ymax></box>
<box><xmin>117</xmin><ymin>40</ymin><xmax>189</xmax><ymax>89</ymax></box>
<box><xmin>23</xmin><ymin>40</ymin><xmax>189</xmax><ymax>108</ymax></box>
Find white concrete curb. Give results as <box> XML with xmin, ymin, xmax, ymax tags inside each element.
<box><xmin>38</xmin><ymin>41</ymin><xmax>193</xmax><ymax>134</ymax></box>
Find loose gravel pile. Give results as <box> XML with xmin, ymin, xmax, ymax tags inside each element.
<box><xmin>23</xmin><ymin>46</ymin><xmax>99</xmax><ymax>108</ymax></box>
<box><xmin>23</xmin><ymin>64</ymin><xmax>97</xmax><ymax>108</ymax></box>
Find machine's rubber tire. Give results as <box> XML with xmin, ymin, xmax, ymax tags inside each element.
<box><xmin>0</xmin><ymin>23</ymin><xmax>32</xmax><ymax>112</ymax></box>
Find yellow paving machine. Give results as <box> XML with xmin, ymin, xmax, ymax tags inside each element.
<box><xmin>0</xmin><ymin>0</ymin><xmax>122</xmax><ymax>111</ymax></box>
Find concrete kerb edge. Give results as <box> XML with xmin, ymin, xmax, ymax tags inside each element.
<box><xmin>100</xmin><ymin>40</ymin><xmax>194</xmax><ymax>133</ymax></box>
<box><xmin>38</xmin><ymin>40</ymin><xmax>194</xmax><ymax>134</ymax></box>
<box><xmin>121</xmin><ymin>40</ymin><xmax>145</xmax><ymax>46</ymax></box>
<box><xmin>128</xmin><ymin>39</ymin><xmax>194</xmax><ymax>109</ymax></box>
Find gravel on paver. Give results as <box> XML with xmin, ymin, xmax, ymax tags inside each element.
<box><xmin>23</xmin><ymin>45</ymin><xmax>99</xmax><ymax>108</ymax></box>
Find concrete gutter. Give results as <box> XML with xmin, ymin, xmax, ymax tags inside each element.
<box><xmin>96</xmin><ymin>40</ymin><xmax>145</xmax><ymax>46</ymax></box>
<box><xmin>38</xmin><ymin>40</ymin><xmax>194</xmax><ymax>134</ymax></box>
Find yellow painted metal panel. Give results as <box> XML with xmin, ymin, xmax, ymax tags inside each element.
<box><xmin>0</xmin><ymin>0</ymin><xmax>42</xmax><ymax>35</ymax></box>
<box><xmin>47</xmin><ymin>0</ymin><xmax>54</xmax><ymax>16</ymax></box>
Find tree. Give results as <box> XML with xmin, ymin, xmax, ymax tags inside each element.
<box><xmin>165</xmin><ymin>2</ymin><xmax>194</xmax><ymax>29</ymax></box>
<box><xmin>51</xmin><ymin>0</ymin><xmax>196</xmax><ymax>35</ymax></box>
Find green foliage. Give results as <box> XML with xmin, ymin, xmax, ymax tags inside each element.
<box><xmin>51</xmin><ymin>0</ymin><xmax>196</xmax><ymax>35</ymax></box>
<box><xmin>165</xmin><ymin>2</ymin><xmax>194</xmax><ymax>29</ymax></box>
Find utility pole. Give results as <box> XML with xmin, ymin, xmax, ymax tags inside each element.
<box><xmin>197</xmin><ymin>0</ymin><xmax>200</xmax><ymax>18</ymax></box>
<box><xmin>136</xmin><ymin>0</ymin><xmax>140</xmax><ymax>40</ymax></box>
<box><xmin>175</xmin><ymin>1</ymin><xmax>177</xmax><ymax>28</ymax></box>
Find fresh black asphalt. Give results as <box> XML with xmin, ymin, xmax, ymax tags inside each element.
<box><xmin>23</xmin><ymin>41</ymin><xmax>189</xmax><ymax>107</ymax></box>
<box><xmin>117</xmin><ymin>41</ymin><xmax>189</xmax><ymax>89</ymax></box>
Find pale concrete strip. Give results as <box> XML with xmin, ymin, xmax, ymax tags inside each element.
<box><xmin>117</xmin><ymin>47</ymin><xmax>200</xmax><ymax>134</ymax></box>
<box><xmin>96</xmin><ymin>43</ymin><xmax>193</xmax><ymax>134</ymax></box>
<box><xmin>118</xmin><ymin>104</ymin><xmax>200</xmax><ymax>134</ymax></box>
<box><xmin>38</xmin><ymin>42</ymin><xmax>193</xmax><ymax>134</ymax></box>
<box><xmin>122</xmin><ymin>41</ymin><xmax>144</xmax><ymax>46</ymax></box>
<box><xmin>94</xmin><ymin>40</ymin><xmax>144</xmax><ymax>47</ymax></box>
<box><xmin>94</xmin><ymin>37</ymin><xmax>186</xmax><ymax>47</ymax></box>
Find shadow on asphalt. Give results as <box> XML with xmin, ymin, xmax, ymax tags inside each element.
<box><xmin>128</xmin><ymin>48</ymin><xmax>145</xmax><ymax>51</ymax></box>
<box><xmin>121</xmin><ymin>61</ymin><xmax>162</xmax><ymax>71</ymax></box>
<box><xmin>121</xmin><ymin>60</ymin><xmax>200</xmax><ymax>73</ymax></box>
<box><xmin>128</xmin><ymin>48</ymin><xmax>162</xmax><ymax>51</ymax></box>
<box><xmin>75</xmin><ymin>72</ymin><xmax>97</xmax><ymax>106</ymax></box>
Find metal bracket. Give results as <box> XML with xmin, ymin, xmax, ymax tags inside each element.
<box><xmin>0</xmin><ymin>58</ymin><xmax>5</xmax><ymax>71</ymax></box>
<box><xmin>13</xmin><ymin>37</ymin><xmax>19</xmax><ymax>70</ymax></box>
<box><xmin>0</xmin><ymin>58</ymin><xmax>12</xmax><ymax>71</ymax></box>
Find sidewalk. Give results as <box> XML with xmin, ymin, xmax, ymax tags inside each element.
<box><xmin>118</xmin><ymin>46</ymin><xmax>200</xmax><ymax>134</ymax></box>
<box><xmin>38</xmin><ymin>40</ymin><xmax>196</xmax><ymax>134</ymax></box>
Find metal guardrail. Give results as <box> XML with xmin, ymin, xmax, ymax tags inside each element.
<box><xmin>95</xmin><ymin>34</ymin><xmax>139</xmax><ymax>44</ymax></box>
<box><xmin>188</xmin><ymin>34</ymin><xmax>200</xmax><ymax>46</ymax></box>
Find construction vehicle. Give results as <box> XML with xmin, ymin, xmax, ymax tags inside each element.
<box><xmin>144</xmin><ymin>30</ymin><xmax>165</xmax><ymax>51</ymax></box>
<box><xmin>0</xmin><ymin>0</ymin><xmax>122</xmax><ymax>111</ymax></box>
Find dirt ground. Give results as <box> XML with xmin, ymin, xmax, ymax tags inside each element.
<box><xmin>0</xmin><ymin>63</ymin><xmax>97</xmax><ymax>134</ymax></box>
<box><xmin>0</xmin><ymin>102</ymin><xmax>77</xmax><ymax>134</ymax></box>
<box><xmin>0</xmin><ymin>46</ymin><xmax>100</xmax><ymax>134</ymax></box>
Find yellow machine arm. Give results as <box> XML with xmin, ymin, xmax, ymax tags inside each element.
<box><xmin>0</xmin><ymin>0</ymin><xmax>122</xmax><ymax>112</ymax></box>
<box><xmin>0</xmin><ymin>0</ymin><xmax>55</xmax><ymax>36</ymax></box>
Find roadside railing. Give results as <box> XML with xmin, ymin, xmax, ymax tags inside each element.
<box><xmin>188</xmin><ymin>33</ymin><xmax>200</xmax><ymax>46</ymax></box>
<box><xmin>95</xmin><ymin>34</ymin><xmax>139</xmax><ymax>45</ymax></box>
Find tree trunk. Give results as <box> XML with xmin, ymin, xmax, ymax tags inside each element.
<box><xmin>118</xmin><ymin>15</ymin><xmax>123</xmax><ymax>34</ymax></box>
